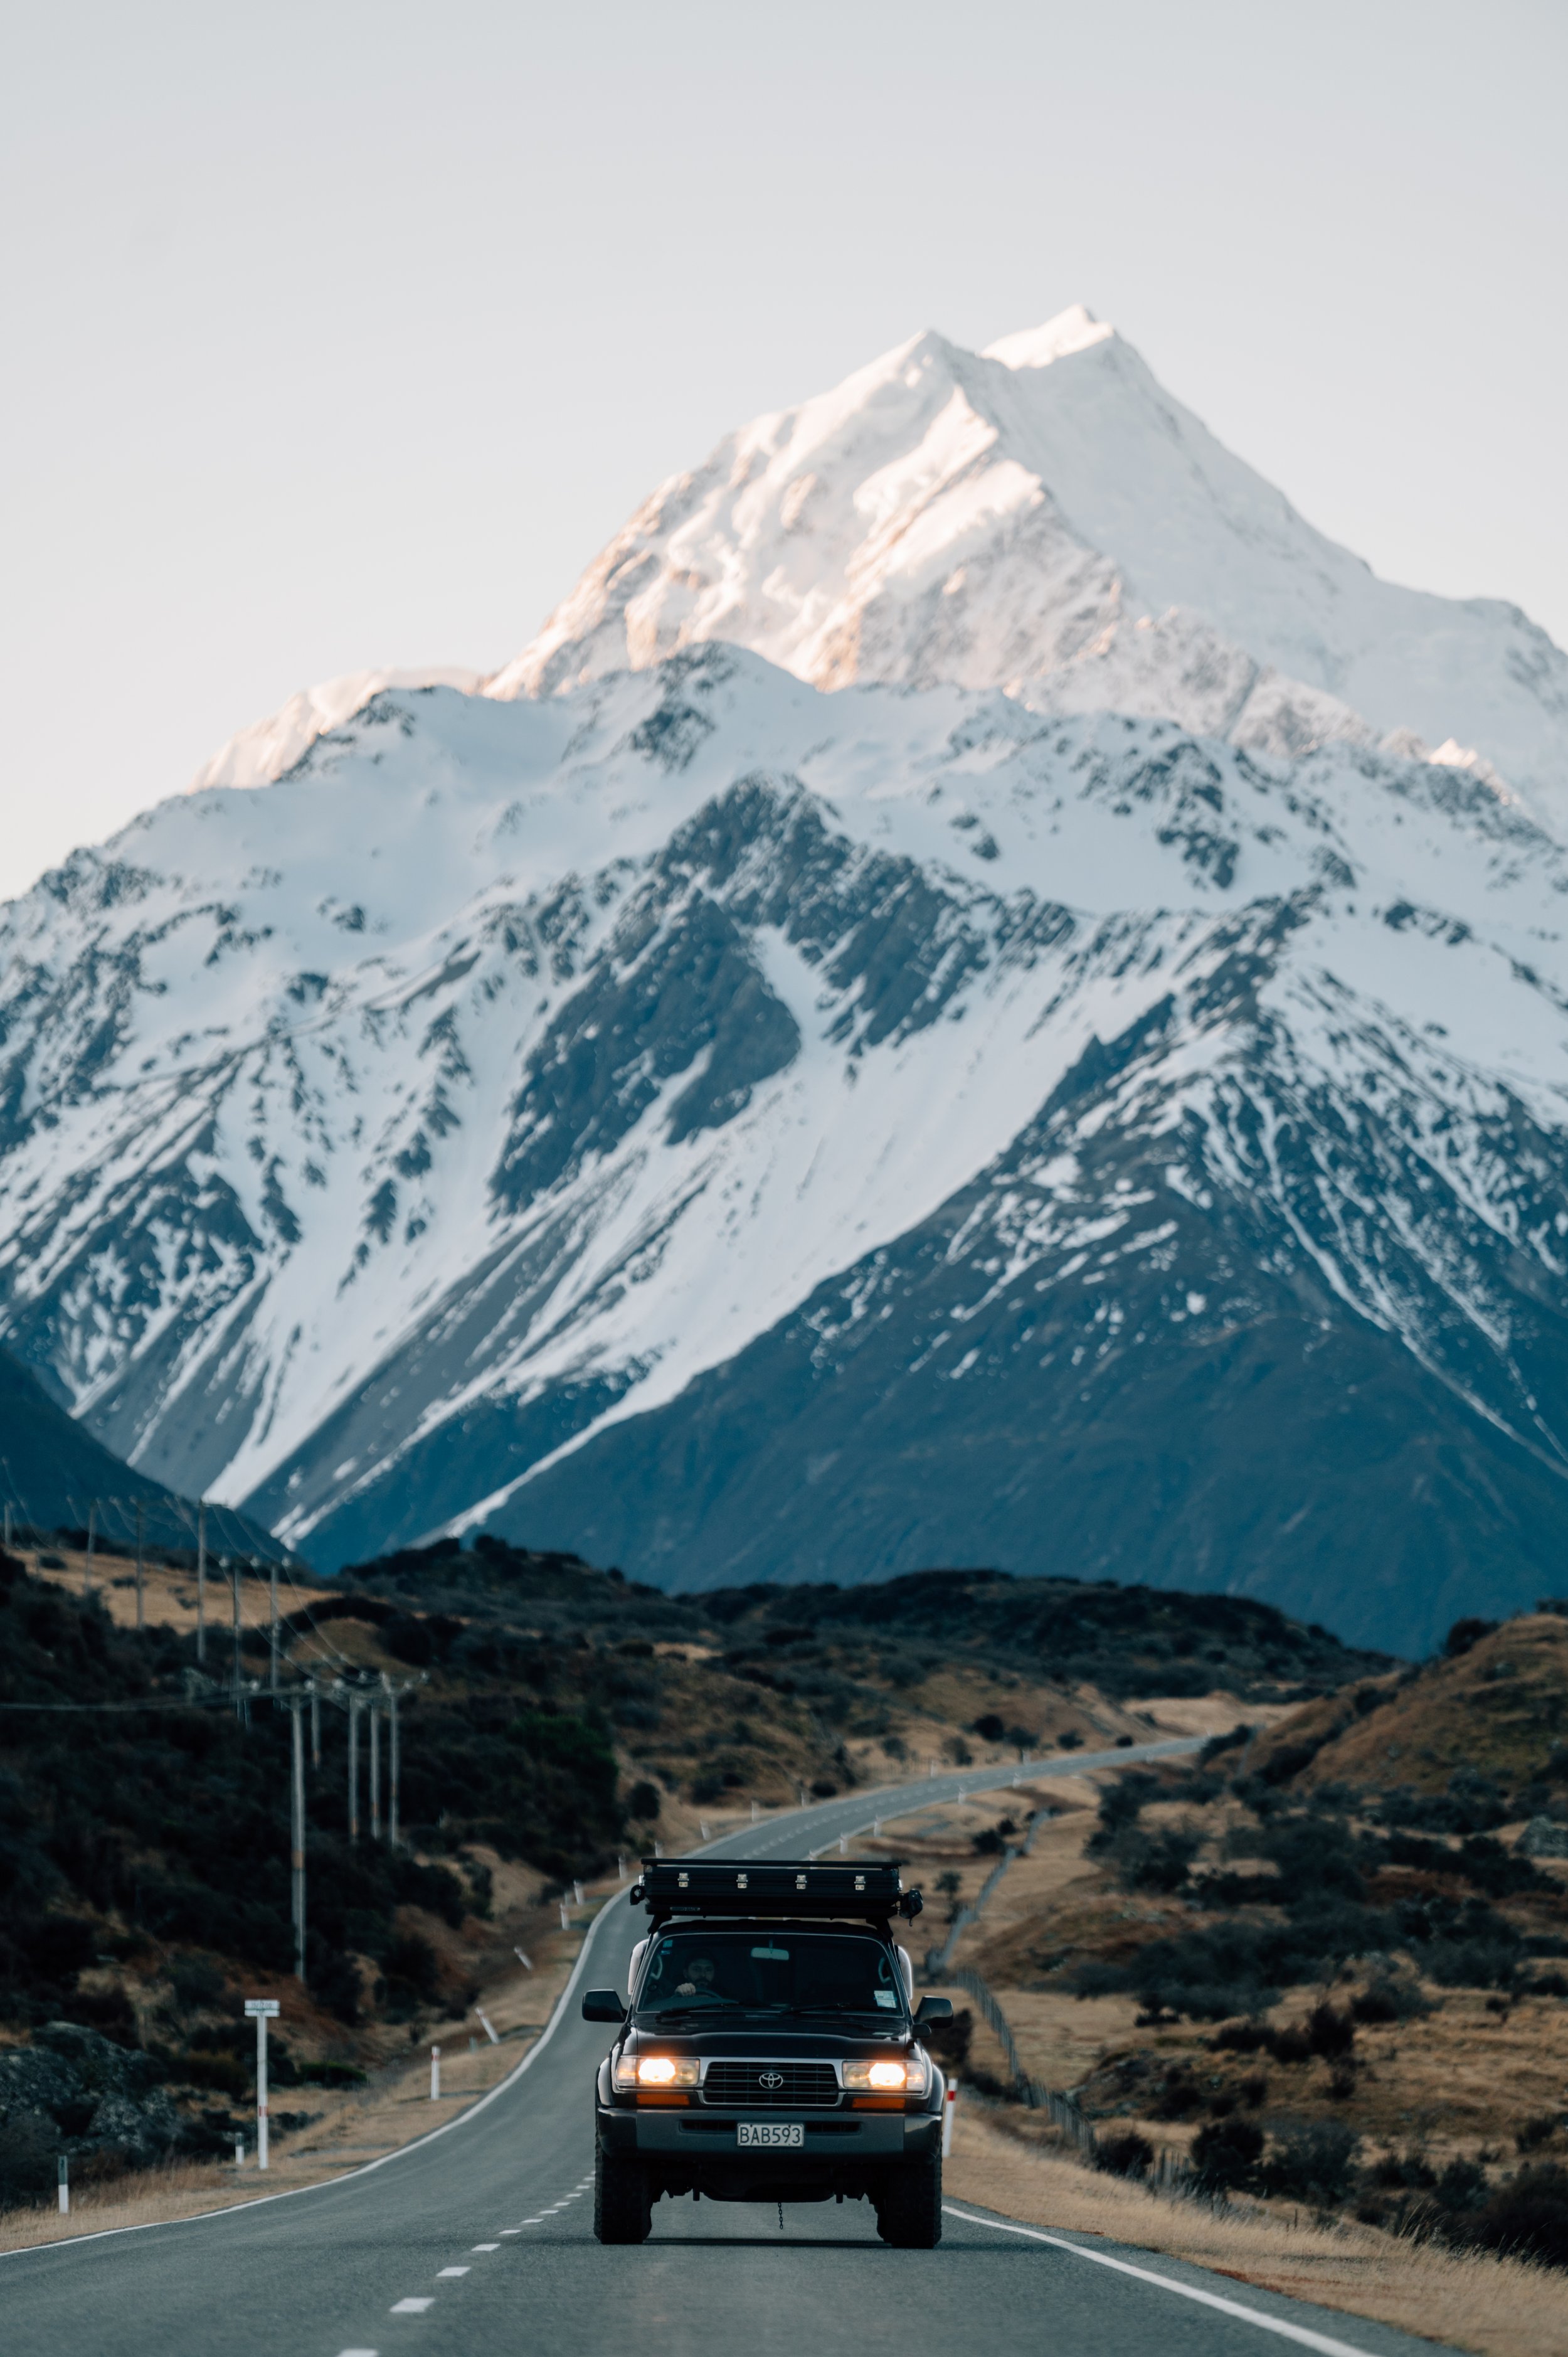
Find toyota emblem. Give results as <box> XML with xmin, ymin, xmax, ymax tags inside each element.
<box><xmin>760</xmin><ymin>2070</ymin><xmax>784</xmax><ymax>2089</ymax></box>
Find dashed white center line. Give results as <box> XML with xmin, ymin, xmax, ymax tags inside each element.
<box><xmin>521</xmin><ymin>2216</ymin><xmax>543</xmax><ymax>2225</ymax></box>
<box><xmin>391</xmin><ymin>2299</ymin><xmax>433</xmax><ymax>2314</ymax></box>
<box><xmin>338</xmin><ymin>2348</ymin><xmax>379</xmax><ymax>2354</ymax></box>
<box><xmin>470</xmin><ymin>2242</ymin><xmax>501</xmax><ymax>2251</ymax></box>
<box><xmin>437</xmin><ymin>2266</ymin><xmax>470</xmax><ymax>2277</ymax></box>
<box><xmin>500</xmin><ymin>2228</ymin><xmax>522</xmax><ymax>2235</ymax></box>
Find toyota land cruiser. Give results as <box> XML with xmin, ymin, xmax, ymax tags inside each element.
<box><xmin>583</xmin><ymin>1858</ymin><xmax>951</xmax><ymax>2247</ymax></box>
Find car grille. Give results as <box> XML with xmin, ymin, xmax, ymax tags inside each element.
<box><xmin>702</xmin><ymin>2062</ymin><xmax>840</xmax><ymax>2109</ymax></box>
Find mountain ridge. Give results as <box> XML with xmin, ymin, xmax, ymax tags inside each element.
<box><xmin>188</xmin><ymin>307</ymin><xmax>1567</xmax><ymax>827</ymax></box>
<box><xmin>4</xmin><ymin>641</ymin><xmax>1568</xmax><ymax>1648</ymax></box>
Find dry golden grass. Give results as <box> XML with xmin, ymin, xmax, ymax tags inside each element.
<box><xmin>1253</xmin><ymin>1616</ymin><xmax>1568</xmax><ymax>1796</ymax></box>
<box><xmin>26</xmin><ymin>1545</ymin><xmax>337</xmax><ymax>1642</ymax></box>
<box><xmin>946</xmin><ymin>2106</ymin><xmax>1568</xmax><ymax>2357</ymax></box>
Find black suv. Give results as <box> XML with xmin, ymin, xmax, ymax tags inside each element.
<box><xmin>584</xmin><ymin>1858</ymin><xmax>951</xmax><ymax>2246</ymax></box>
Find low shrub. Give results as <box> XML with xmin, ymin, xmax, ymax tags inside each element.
<box><xmin>1261</xmin><ymin>2119</ymin><xmax>1360</xmax><ymax>2205</ymax></box>
<box><xmin>1094</xmin><ymin>2130</ymin><xmax>1154</xmax><ymax>2179</ymax></box>
<box><xmin>1471</xmin><ymin>2163</ymin><xmax>1568</xmax><ymax>2267</ymax></box>
<box><xmin>1191</xmin><ymin>2116</ymin><xmax>1263</xmax><ymax>2192</ymax></box>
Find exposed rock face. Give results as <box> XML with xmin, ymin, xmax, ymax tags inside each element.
<box><xmin>1518</xmin><ymin>1817</ymin><xmax>1568</xmax><ymax>1860</ymax></box>
<box><xmin>0</xmin><ymin>2025</ymin><xmax>190</xmax><ymax>2200</ymax></box>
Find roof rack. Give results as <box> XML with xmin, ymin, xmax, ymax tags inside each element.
<box><xmin>630</xmin><ymin>1857</ymin><xmax>923</xmax><ymax>1927</ymax></box>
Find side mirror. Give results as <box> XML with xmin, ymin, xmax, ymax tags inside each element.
<box><xmin>581</xmin><ymin>1988</ymin><xmax>627</xmax><ymax>2023</ymax></box>
<box><xmin>914</xmin><ymin>1995</ymin><xmax>953</xmax><ymax>2026</ymax></box>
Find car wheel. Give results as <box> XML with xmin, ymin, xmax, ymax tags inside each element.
<box><xmin>594</xmin><ymin>2147</ymin><xmax>653</xmax><ymax>2244</ymax></box>
<box><xmin>875</xmin><ymin>2156</ymin><xmax>942</xmax><ymax>2248</ymax></box>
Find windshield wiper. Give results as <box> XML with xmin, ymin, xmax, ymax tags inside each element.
<box><xmin>640</xmin><ymin>2002</ymin><xmax>743</xmax><ymax>2020</ymax></box>
<box><xmin>771</xmin><ymin>2005</ymin><xmax>903</xmax><ymax>2023</ymax></box>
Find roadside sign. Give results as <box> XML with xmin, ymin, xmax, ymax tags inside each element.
<box><xmin>244</xmin><ymin>1999</ymin><xmax>280</xmax><ymax>2017</ymax></box>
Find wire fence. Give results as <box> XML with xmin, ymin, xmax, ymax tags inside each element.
<box><xmin>941</xmin><ymin>1965</ymin><xmax>1101</xmax><ymax>2157</ymax></box>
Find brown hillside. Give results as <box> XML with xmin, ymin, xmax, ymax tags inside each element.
<box><xmin>1249</xmin><ymin>1612</ymin><xmax>1568</xmax><ymax>1796</ymax></box>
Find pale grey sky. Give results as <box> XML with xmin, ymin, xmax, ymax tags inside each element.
<box><xmin>3</xmin><ymin>0</ymin><xmax>1564</xmax><ymax>901</ymax></box>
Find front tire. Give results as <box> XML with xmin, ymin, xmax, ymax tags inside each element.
<box><xmin>594</xmin><ymin>2147</ymin><xmax>652</xmax><ymax>2243</ymax></box>
<box><xmin>876</xmin><ymin>2155</ymin><xmax>942</xmax><ymax>2248</ymax></box>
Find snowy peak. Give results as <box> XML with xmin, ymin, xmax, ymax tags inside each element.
<box><xmin>982</xmin><ymin>303</ymin><xmax>1117</xmax><ymax>368</ymax></box>
<box><xmin>489</xmin><ymin>309</ymin><xmax>1568</xmax><ymax>820</ymax></box>
<box><xmin>176</xmin><ymin>304</ymin><xmax>1567</xmax><ymax>830</ymax></box>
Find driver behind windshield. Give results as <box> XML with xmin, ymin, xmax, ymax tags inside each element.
<box><xmin>637</xmin><ymin>1933</ymin><xmax>905</xmax><ymax>2018</ymax></box>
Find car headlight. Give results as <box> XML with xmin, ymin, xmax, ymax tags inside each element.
<box><xmin>613</xmin><ymin>2053</ymin><xmax>700</xmax><ymax>2088</ymax></box>
<box><xmin>844</xmin><ymin>2055</ymin><xmax>929</xmax><ymax>2094</ymax></box>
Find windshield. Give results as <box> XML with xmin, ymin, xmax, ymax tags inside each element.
<box><xmin>635</xmin><ymin>1932</ymin><xmax>907</xmax><ymax>2020</ymax></box>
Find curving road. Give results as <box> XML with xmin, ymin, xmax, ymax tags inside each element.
<box><xmin>1</xmin><ymin>1745</ymin><xmax>1441</xmax><ymax>2357</ymax></box>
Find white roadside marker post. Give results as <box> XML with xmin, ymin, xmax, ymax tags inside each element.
<box><xmin>57</xmin><ymin>2155</ymin><xmax>68</xmax><ymax>2214</ymax></box>
<box><xmin>559</xmin><ymin>1900</ymin><xmax>569</xmax><ymax>1930</ymax></box>
<box><xmin>430</xmin><ymin>2044</ymin><xmax>441</xmax><ymax>2100</ymax></box>
<box><xmin>751</xmin><ymin>1801</ymin><xmax>759</xmax><ymax>1823</ymax></box>
<box><xmin>477</xmin><ymin>2010</ymin><xmax>499</xmax><ymax>2045</ymax></box>
<box><xmin>573</xmin><ymin>1880</ymin><xmax>583</xmax><ymax>1905</ymax></box>
<box><xmin>234</xmin><ymin>2136</ymin><xmax>245</xmax><ymax>2168</ymax></box>
<box><xmin>942</xmin><ymin>2085</ymin><xmax>956</xmax><ymax>2157</ymax></box>
<box><xmin>245</xmin><ymin>1998</ymin><xmax>279</xmax><ymax>2169</ymax></box>
<box><xmin>514</xmin><ymin>1946</ymin><xmax>533</xmax><ymax>1972</ymax></box>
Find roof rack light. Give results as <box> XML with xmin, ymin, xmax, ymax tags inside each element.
<box><xmin>627</xmin><ymin>1856</ymin><xmax>923</xmax><ymax>1924</ymax></box>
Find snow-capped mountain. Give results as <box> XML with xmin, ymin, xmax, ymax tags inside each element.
<box><xmin>193</xmin><ymin>309</ymin><xmax>1568</xmax><ymax>827</ymax></box>
<box><xmin>492</xmin><ymin>306</ymin><xmax>1568</xmax><ymax>821</ymax></box>
<box><xmin>6</xmin><ymin>642</ymin><xmax>1568</xmax><ymax>1654</ymax></box>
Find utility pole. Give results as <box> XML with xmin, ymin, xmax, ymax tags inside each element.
<box><xmin>348</xmin><ymin>1693</ymin><xmax>361</xmax><ymax>1842</ymax></box>
<box><xmin>290</xmin><ymin>1698</ymin><xmax>307</xmax><ymax>1980</ymax></box>
<box><xmin>310</xmin><ymin>1678</ymin><xmax>320</xmax><ymax>1770</ymax></box>
<box><xmin>269</xmin><ymin>1561</ymin><xmax>280</xmax><ymax>1696</ymax></box>
<box><xmin>227</xmin><ymin>1558</ymin><xmax>241</xmax><ymax>1718</ymax></box>
<box><xmin>134</xmin><ymin>1499</ymin><xmax>146</xmax><ymax>1632</ymax></box>
<box><xmin>196</xmin><ymin>1502</ymin><xmax>206</xmax><ymax>1665</ymax></box>
<box><xmin>369</xmin><ymin>1702</ymin><xmax>381</xmax><ymax>1841</ymax></box>
<box><xmin>84</xmin><ymin>1501</ymin><xmax>96</xmax><ymax>1599</ymax></box>
<box><xmin>387</xmin><ymin>1678</ymin><xmax>401</xmax><ymax>1850</ymax></box>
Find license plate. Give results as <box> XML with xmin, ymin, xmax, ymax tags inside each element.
<box><xmin>738</xmin><ymin>2122</ymin><xmax>803</xmax><ymax>2147</ymax></box>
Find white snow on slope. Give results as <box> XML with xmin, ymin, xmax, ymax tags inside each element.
<box><xmin>189</xmin><ymin>666</ymin><xmax>487</xmax><ymax>791</ymax></box>
<box><xmin>490</xmin><ymin>306</ymin><xmax>1568</xmax><ymax>818</ymax></box>
<box><xmin>6</xmin><ymin>647</ymin><xmax>1568</xmax><ymax>1548</ymax></box>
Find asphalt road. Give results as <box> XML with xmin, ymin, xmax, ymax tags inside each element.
<box><xmin>1</xmin><ymin>1745</ymin><xmax>1443</xmax><ymax>2357</ymax></box>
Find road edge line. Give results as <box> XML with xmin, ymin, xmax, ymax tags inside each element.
<box><xmin>0</xmin><ymin>1893</ymin><xmax>622</xmax><ymax>2265</ymax></box>
<box><xmin>940</xmin><ymin>2204</ymin><xmax>1384</xmax><ymax>2357</ymax></box>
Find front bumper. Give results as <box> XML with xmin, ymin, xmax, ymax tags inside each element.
<box><xmin>598</xmin><ymin>2103</ymin><xmax>941</xmax><ymax>2171</ymax></box>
